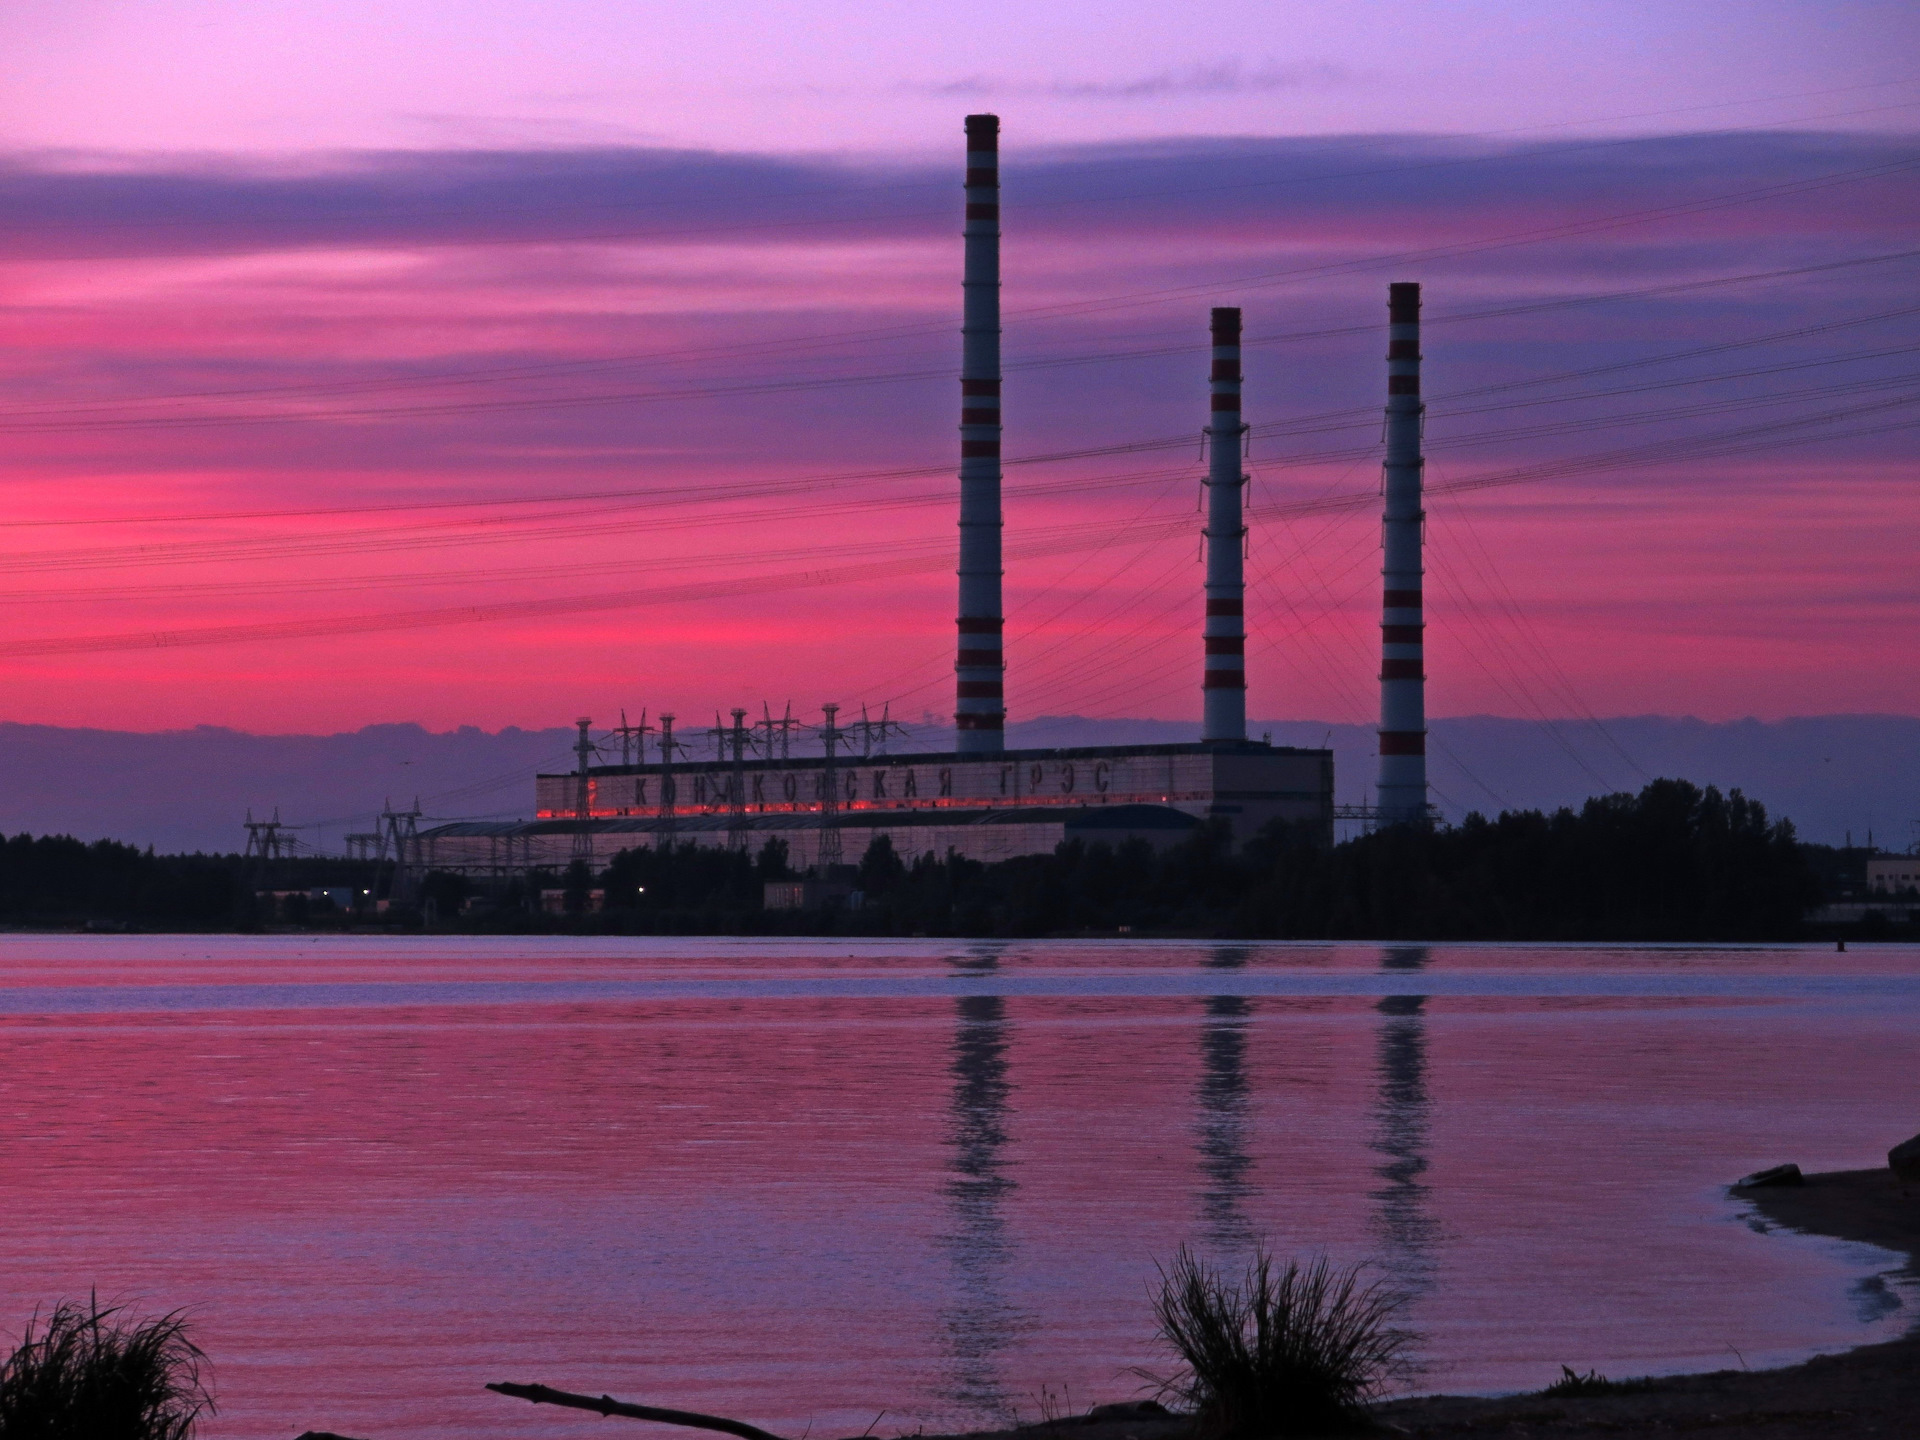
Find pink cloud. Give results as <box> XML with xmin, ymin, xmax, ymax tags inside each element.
<box><xmin>0</xmin><ymin>130</ymin><xmax>1912</xmax><ymax>732</ymax></box>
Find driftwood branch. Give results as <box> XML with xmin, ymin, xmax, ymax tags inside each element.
<box><xmin>487</xmin><ymin>1382</ymin><xmax>790</xmax><ymax>1440</ymax></box>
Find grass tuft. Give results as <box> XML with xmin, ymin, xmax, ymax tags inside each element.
<box><xmin>0</xmin><ymin>1295</ymin><xmax>213</xmax><ymax>1440</ymax></box>
<box><xmin>1140</xmin><ymin>1246</ymin><xmax>1408</xmax><ymax>1438</ymax></box>
<box><xmin>1540</xmin><ymin>1365</ymin><xmax>1654</xmax><ymax>1398</ymax></box>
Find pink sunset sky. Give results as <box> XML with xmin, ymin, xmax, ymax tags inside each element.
<box><xmin>0</xmin><ymin>0</ymin><xmax>1915</xmax><ymax>736</ymax></box>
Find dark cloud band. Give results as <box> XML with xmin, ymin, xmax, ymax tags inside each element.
<box><xmin>0</xmin><ymin>130</ymin><xmax>1910</xmax><ymax>261</ymax></box>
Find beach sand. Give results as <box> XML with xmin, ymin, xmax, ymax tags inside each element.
<box><xmin>924</xmin><ymin>1167</ymin><xmax>1918</xmax><ymax>1439</ymax></box>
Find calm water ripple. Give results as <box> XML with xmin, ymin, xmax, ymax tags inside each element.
<box><xmin>0</xmin><ymin>937</ymin><xmax>1911</xmax><ymax>1439</ymax></box>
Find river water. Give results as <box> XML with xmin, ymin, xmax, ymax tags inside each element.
<box><xmin>0</xmin><ymin>937</ymin><xmax>1912</xmax><ymax>1438</ymax></box>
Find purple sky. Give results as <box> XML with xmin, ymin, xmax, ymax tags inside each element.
<box><xmin>4</xmin><ymin>1</ymin><xmax>1916</xmax><ymax>155</ymax></box>
<box><xmin>0</xmin><ymin>3</ymin><xmax>1914</xmax><ymax>738</ymax></box>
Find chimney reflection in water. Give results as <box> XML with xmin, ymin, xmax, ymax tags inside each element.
<box><xmin>938</xmin><ymin>945</ymin><xmax>1026</xmax><ymax>1422</ymax></box>
<box><xmin>1370</xmin><ymin>947</ymin><xmax>1437</xmax><ymax>1295</ymax></box>
<box><xmin>1196</xmin><ymin>946</ymin><xmax>1256</xmax><ymax>1247</ymax></box>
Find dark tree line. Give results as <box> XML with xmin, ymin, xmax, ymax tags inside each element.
<box><xmin>0</xmin><ymin>779</ymin><xmax>1841</xmax><ymax>938</ymax></box>
<box><xmin>0</xmin><ymin>836</ymin><xmax>378</xmax><ymax>928</ymax></box>
<box><xmin>1231</xmin><ymin>779</ymin><xmax>1819</xmax><ymax>941</ymax></box>
<box><xmin>546</xmin><ymin>779</ymin><xmax>1824</xmax><ymax>941</ymax></box>
<box><xmin>0</xmin><ymin>834</ymin><xmax>241</xmax><ymax>927</ymax></box>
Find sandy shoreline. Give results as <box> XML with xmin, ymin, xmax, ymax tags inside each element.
<box><xmin>926</xmin><ymin>1167</ymin><xmax>1917</xmax><ymax>1440</ymax></box>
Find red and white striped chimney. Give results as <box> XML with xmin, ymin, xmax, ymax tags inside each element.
<box><xmin>1376</xmin><ymin>282</ymin><xmax>1428</xmax><ymax>823</ymax></box>
<box><xmin>1201</xmin><ymin>306</ymin><xmax>1248</xmax><ymax>741</ymax></box>
<box><xmin>955</xmin><ymin>113</ymin><xmax>1005</xmax><ymax>753</ymax></box>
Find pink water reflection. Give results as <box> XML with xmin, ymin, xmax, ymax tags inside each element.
<box><xmin>0</xmin><ymin>937</ymin><xmax>1911</xmax><ymax>1439</ymax></box>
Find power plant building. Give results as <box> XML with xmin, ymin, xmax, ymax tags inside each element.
<box><xmin>417</xmin><ymin>741</ymin><xmax>1332</xmax><ymax>877</ymax></box>
<box><xmin>408</xmin><ymin>113</ymin><xmax>1433</xmax><ymax>882</ymax></box>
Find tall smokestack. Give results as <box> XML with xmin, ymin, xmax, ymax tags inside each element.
<box><xmin>955</xmin><ymin>113</ymin><xmax>1005</xmax><ymax>753</ymax></box>
<box><xmin>1377</xmin><ymin>282</ymin><xmax>1428</xmax><ymax>824</ymax></box>
<box><xmin>1201</xmin><ymin>306</ymin><xmax>1247</xmax><ymax>742</ymax></box>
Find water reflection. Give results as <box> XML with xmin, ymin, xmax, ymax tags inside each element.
<box><xmin>1196</xmin><ymin>946</ymin><xmax>1256</xmax><ymax>1248</ymax></box>
<box><xmin>938</xmin><ymin>945</ymin><xmax>1025</xmax><ymax>1421</ymax></box>
<box><xmin>1370</xmin><ymin>946</ymin><xmax>1437</xmax><ymax>1295</ymax></box>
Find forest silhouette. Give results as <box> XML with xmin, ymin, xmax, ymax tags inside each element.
<box><xmin>0</xmin><ymin>780</ymin><xmax>1843</xmax><ymax>940</ymax></box>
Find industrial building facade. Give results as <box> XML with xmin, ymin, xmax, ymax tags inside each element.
<box><xmin>534</xmin><ymin>740</ymin><xmax>1328</xmax><ymax>837</ymax></box>
<box><xmin>416</xmin><ymin>741</ymin><xmax>1332</xmax><ymax>878</ymax></box>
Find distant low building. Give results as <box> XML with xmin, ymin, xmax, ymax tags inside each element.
<box><xmin>1867</xmin><ymin>857</ymin><xmax>1920</xmax><ymax>895</ymax></box>
<box><xmin>539</xmin><ymin>888</ymin><xmax>605</xmax><ymax>915</ymax></box>
<box><xmin>763</xmin><ymin>877</ymin><xmax>862</xmax><ymax>912</ymax></box>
